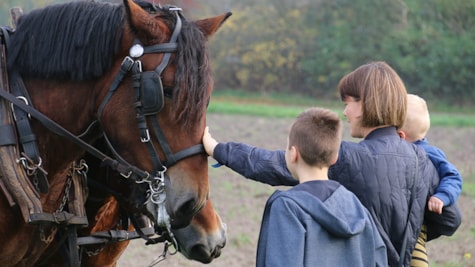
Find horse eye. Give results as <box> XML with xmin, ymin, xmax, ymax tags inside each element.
<box><xmin>163</xmin><ymin>86</ymin><xmax>173</xmax><ymax>98</ymax></box>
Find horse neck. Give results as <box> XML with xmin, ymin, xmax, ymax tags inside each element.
<box><xmin>25</xmin><ymin>79</ymin><xmax>99</xmax><ymax>176</ymax></box>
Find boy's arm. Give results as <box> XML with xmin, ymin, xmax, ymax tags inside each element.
<box><xmin>424</xmin><ymin>145</ymin><xmax>462</xmax><ymax>206</ymax></box>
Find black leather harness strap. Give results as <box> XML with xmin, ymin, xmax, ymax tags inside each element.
<box><xmin>28</xmin><ymin>211</ymin><xmax>88</xmax><ymax>225</ymax></box>
<box><xmin>0</xmin><ymin>124</ymin><xmax>16</xmax><ymax>146</ymax></box>
<box><xmin>9</xmin><ymin>71</ymin><xmax>49</xmax><ymax>193</ymax></box>
<box><xmin>0</xmin><ymin>88</ymin><xmax>150</xmax><ymax>181</ymax></box>
<box><xmin>0</xmin><ymin>28</ymin><xmax>16</xmax><ymax>147</ymax></box>
<box><xmin>77</xmin><ymin>227</ymin><xmax>156</xmax><ymax>245</ymax></box>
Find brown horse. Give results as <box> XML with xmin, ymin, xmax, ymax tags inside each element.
<box><xmin>0</xmin><ymin>0</ymin><xmax>230</xmax><ymax>265</ymax></box>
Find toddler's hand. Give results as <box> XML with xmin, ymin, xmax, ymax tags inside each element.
<box><xmin>428</xmin><ymin>196</ymin><xmax>443</xmax><ymax>214</ymax></box>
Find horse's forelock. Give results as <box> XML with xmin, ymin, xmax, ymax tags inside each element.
<box><xmin>172</xmin><ymin>19</ymin><xmax>211</xmax><ymax>128</ymax></box>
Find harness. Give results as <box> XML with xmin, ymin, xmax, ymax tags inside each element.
<box><xmin>0</xmin><ymin>5</ymin><xmax>205</xmax><ymax>266</ymax></box>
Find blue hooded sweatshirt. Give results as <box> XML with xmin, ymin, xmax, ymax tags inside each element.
<box><xmin>256</xmin><ymin>180</ymin><xmax>387</xmax><ymax>267</ymax></box>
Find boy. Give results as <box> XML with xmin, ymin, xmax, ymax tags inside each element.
<box><xmin>204</xmin><ymin>107</ymin><xmax>387</xmax><ymax>267</ymax></box>
<box><xmin>398</xmin><ymin>94</ymin><xmax>463</xmax><ymax>267</ymax></box>
<box><xmin>398</xmin><ymin>94</ymin><xmax>462</xmax><ymax>214</ymax></box>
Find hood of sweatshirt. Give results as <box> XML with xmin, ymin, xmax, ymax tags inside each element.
<box><xmin>268</xmin><ymin>185</ymin><xmax>368</xmax><ymax>238</ymax></box>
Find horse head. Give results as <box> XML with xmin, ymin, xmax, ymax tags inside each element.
<box><xmin>94</xmin><ymin>0</ymin><xmax>231</xmax><ymax>230</ymax></box>
<box><xmin>6</xmin><ymin>0</ymin><xmax>230</xmax><ymax>236</ymax></box>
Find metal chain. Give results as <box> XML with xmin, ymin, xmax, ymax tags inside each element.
<box><xmin>57</xmin><ymin>160</ymin><xmax>88</xmax><ymax>213</ymax></box>
<box><xmin>57</xmin><ymin>174</ymin><xmax>72</xmax><ymax>213</ymax></box>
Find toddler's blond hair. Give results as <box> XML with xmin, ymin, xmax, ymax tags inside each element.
<box><xmin>400</xmin><ymin>94</ymin><xmax>430</xmax><ymax>142</ymax></box>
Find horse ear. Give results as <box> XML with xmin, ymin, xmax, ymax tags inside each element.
<box><xmin>123</xmin><ymin>0</ymin><xmax>157</xmax><ymax>35</ymax></box>
<box><xmin>194</xmin><ymin>12</ymin><xmax>232</xmax><ymax>39</ymax></box>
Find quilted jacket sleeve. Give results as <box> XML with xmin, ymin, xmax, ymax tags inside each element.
<box><xmin>212</xmin><ymin>142</ymin><xmax>298</xmax><ymax>186</ymax></box>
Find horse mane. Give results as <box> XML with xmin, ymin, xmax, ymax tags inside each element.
<box><xmin>7</xmin><ymin>0</ymin><xmax>210</xmax><ymax>126</ymax></box>
<box><xmin>7</xmin><ymin>1</ymin><xmax>123</xmax><ymax>81</ymax></box>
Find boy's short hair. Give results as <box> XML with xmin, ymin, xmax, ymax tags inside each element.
<box><xmin>401</xmin><ymin>94</ymin><xmax>431</xmax><ymax>141</ymax></box>
<box><xmin>288</xmin><ymin>107</ymin><xmax>342</xmax><ymax>168</ymax></box>
<box><xmin>338</xmin><ymin>61</ymin><xmax>407</xmax><ymax>129</ymax></box>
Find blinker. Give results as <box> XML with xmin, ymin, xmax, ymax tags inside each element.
<box><xmin>130</xmin><ymin>44</ymin><xmax>144</xmax><ymax>58</ymax></box>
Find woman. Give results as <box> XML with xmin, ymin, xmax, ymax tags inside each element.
<box><xmin>204</xmin><ymin>61</ymin><xmax>441</xmax><ymax>266</ymax></box>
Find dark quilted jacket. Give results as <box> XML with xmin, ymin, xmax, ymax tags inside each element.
<box><xmin>328</xmin><ymin>127</ymin><xmax>439</xmax><ymax>266</ymax></box>
<box><xmin>213</xmin><ymin>126</ymin><xmax>440</xmax><ymax>266</ymax></box>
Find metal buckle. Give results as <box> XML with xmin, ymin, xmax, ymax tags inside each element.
<box><xmin>10</xmin><ymin>96</ymin><xmax>31</xmax><ymax>120</ymax></box>
<box><xmin>121</xmin><ymin>56</ymin><xmax>135</xmax><ymax>71</ymax></box>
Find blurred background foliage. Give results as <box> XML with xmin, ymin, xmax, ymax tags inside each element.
<box><xmin>1</xmin><ymin>0</ymin><xmax>474</xmax><ymax>106</ymax></box>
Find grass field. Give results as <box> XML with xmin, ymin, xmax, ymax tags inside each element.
<box><xmin>208</xmin><ymin>90</ymin><xmax>475</xmax><ymax>127</ymax></box>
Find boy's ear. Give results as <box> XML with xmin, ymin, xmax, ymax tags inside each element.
<box><xmin>398</xmin><ymin>130</ymin><xmax>406</xmax><ymax>139</ymax></box>
<box><xmin>329</xmin><ymin>153</ymin><xmax>338</xmax><ymax>166</ymax></box>
<box><xmin>289</xmin><ymin>146</ymin><xmax>299</xmax><ymax>163</ymax></box>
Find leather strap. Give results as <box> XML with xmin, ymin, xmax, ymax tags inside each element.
<box><xmin>3</xmin><ymin>25</ymin><xmax>49</xmax><ymax>193</ymax></box>
<box><xmin>29</xmin><ymin>211</ymin><xmax>88</xmax><ymax>226</ymax></box>
<box><xmin>398</xmin><ymin>154</ymin><xmax>419</xmax><ymax>267</ymax></box>
<box><xmin>77</xmin><ymin>227</ymin><xmax>155</xmax><ymax>245</ymax></box>
<box><xmin>0</xmin><ymin>124</ymin><xmax>16</xmax><ymax>145</ymax></box>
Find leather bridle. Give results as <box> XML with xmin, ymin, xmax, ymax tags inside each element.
<box><xmin>95</xmin><ymin>6</ymin><xmax>206</xmax><ymax>241</ymax></box>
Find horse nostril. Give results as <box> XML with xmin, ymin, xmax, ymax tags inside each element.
<box><xmin>171</xmin><ymin>196</ymin><xmax>200</xmax><ymax>228</ymax></box>
<box><xmin>189</xmin><ymin>244</ymin><xmax>215</xmax><ymax>263</ymax></box>
<box><xmin>180</xmin><ymin>198</ymin><xmax>197</xmax><ymax>215</ymax></box>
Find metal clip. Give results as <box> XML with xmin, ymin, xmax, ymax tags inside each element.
<box><xmin>141</xmin><ymin>129</ymin><xmax>151</xmax><ymax>143</ymax></box>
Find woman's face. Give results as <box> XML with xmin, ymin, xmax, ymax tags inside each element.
<box><xmin>343</xmin><ymin>96</ymin><xmax>364</xmax><ymax>138</ymax></box>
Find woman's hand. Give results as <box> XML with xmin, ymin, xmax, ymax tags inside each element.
<box><xmin>202</xmin><ymin>126</ymin><xmax>218</xmax><ymax>157</ymax></box>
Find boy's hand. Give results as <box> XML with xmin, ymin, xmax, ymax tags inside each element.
<box><xmin>428</xmin><ymin>196</ymin><xmax>443</xmax><ymax>214</ymax></box>
<box><xmin>202</xmin><ymin>126</ymin><xmax>218</xmax><ymax>157</ymax></box>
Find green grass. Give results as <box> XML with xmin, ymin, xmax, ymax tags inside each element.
<box><xmin>462</xmin><ymin>181</ymin><xmax>475</xmax><ymax>198</ymax></box>
<box><xmin>208</xmin><ymin>101</ymin><xmax>312</xmax><ymax>118</ymax></box>
<box><xmin>209</xmin><ymin>90</ymin><xmax>475</xmax><ymax>127</ymax></box>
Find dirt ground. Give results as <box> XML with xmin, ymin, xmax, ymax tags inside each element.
<box><xmin>119</xmin><ymin>113</ymin><xmax>475</xmax><ymax>267</ymax></box>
